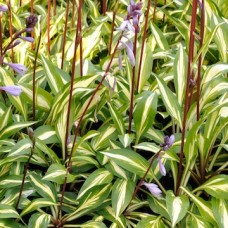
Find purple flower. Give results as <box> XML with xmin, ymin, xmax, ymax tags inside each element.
<box><xmin>4</xmin><ymin>62</ymin><xmax>27</xmax><ymax>76</ymax></box>
<box><xmin>19</xmin><ymin>35</ymin><xmax>34</xmax><ymax>43</ymax></box>
<box><xmin>116</xmin><ymin>19</ymin><xmax>135</xmax><ymax>32</ymax></box>
<box><xmin>118</xmin><ymin>40</ymin><xmax>135</xmax><ymax>66</ymax></box>
<box><xmin>127</xmin><ymin>0</ymin><xmax>142</xmax><ymax>32</ymax></box>
<box><xmin>160</xmin><ymin>134</ymin><xmax>175</xmax><ymax>151</ymax></box>
<box><xmin>26</xmin><ymin>14</ymin><xmax>38</xmax><ymax>29</ymax></box>
<box><xmin>0</xmin><ymin>5</ymin><xmax>8</xmax><ymax>12</ymax></box>
<box><xmin>158</xmin><ymin>155</ymin><xmax>166</xmax><ymax>176</ymax></box>
<box><xmin>142</xmin><ymin>182</ymin><xmax>162</xmax><ymax>197</ymax></box>
<box><xmin>0</xmin><ymin>85</ymin><xmax>22</xmax><ymax>96</ymax></box>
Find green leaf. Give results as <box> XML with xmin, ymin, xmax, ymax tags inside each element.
<box><xmin>0</xmin><ymin>121</ymin><xmax>37</xmax><ymax>139</ymax></box>
<box><xmin>133</xmin><ymin>91</ymin><xmax>157</xmax><ymax>143</ymax></box>
<box><xmin>0</xmin><ymin>106</ymin><xmax>12</xmax><ymax>132</ymax></box>
<box><xmin>211</xmin><ymin>14</ymin><xmax>228</xmax><ymax>62</ymax></box>
<box><xmin>166</xmin><ymin>190</ymin><xmax>189</xmax><ymax>227</ymax></box>
<box><xmin>108</xmin><ymin>102</ymin><xmax>125</xmax><ymax>135</ymax></box>
<box><xmin>118</xmin><ymin>134</ymin><xmax>135</xmax><ymax>148</ymax></box>
<box><xmin>148</xmin><ymin>196</ymin><xmax>170</xmax><ymax>220</ymax></box>
<box><xmin>181</xmin><ymin>187</ymin><xmax>216</xmax><ymax>225</ymax></box>
<box><xmin>0</xmin><ymin>204</ymin><xmax>20</xmax><ymax>219</ymax></box>
<box><xmin>0</xmin><ymin>155</ymin><xmax>28</xmax><ymax>167</ymax></box>
<box><xmin>20</xmin><ymin>198</ymin><xmax>56</xmax><ymax>217</ymax></box>
<box><xmin>66</xmin><ymin>24</ymin><xmax>102</xmax><ymax>61</ymax></box>
<box><xmin>0</xmin><ymin>175</ymin><xmax>28</xmax><ymax>188</ymax></box>
<box><xmin>8</xmin><ymin>138</ymin><xmax>32</xmax><ymax>157</ymax></box>
<box><xmin>136</xmin><ymin>215</ymin><xmax>166</xmax><ymax>228</ymax></box>
<box><xmin>134</xmin><ymin>142</ymin><xmax>160</xmax><ymax>154</ymax></box>
<box><xmin>41</xmin><ymin>55</ymin><xmax>65</xmax><ymax>94</ymax></box>
<box><xmin>112</xmin><ymin>179</ymin><xmax>135</xmax><ymax>217</ymax></box>
<box><xmin>20</xmin><ymin>84</ymin><xmax>52</xmax><ymax>111</ymax></box>
<box><xmin>43</xmin><ymin>164</ymin><xmax>75</xmax><ymax>184</ymax></box>
<box><xmin>181</xmin><ymin>120</ymin><xmax>203</xmax><ymax>188</ymax></box>
<box><xmin>65</xmin><ymin>184</ymin><xmax>111</xmax><ymax>221</ymax></box>
<box><xmin>99</xmin><ymin>206</ymin><xmax>127</xmax><ymax>228</ymax></box>
<box><xmin>91</xmin><ymin>125</ymin><xmax>117</xmax><ymax>151</ymax></box>
<box><xmin>212</xmin><ymin>198</ymin><xmax>228</xmax><ymax>228</ymax></box>
<box><xmin>47</xmin><ymin>74</ymin><xmax>99</xmax><ymax>123</ymax></box>
<box><xmin>77</xmin><ymin>168</ymin><xmax>113</xmax><ymax>199</ymax></box>
<box><xmin>101</xmin><ymin>149</ymin><xmax>153</xmax><ymax>178</ymax></box>
<box><xmin>195</xmin><ymin>175</ymin><xmax>228</xmax><ymax>199</ymax></box>
<box><xmin>29</xmin><ymin>173</ymin><xmax>57</xmax><ymax>203</ymax></box>
<box><xmin>28</xmin><ymin>213</ymin><xmax>51</xmax><ymax>228</ymax></box>
<box><xmin>136</xmin><ymin>42</ymin><xmax>154</xmax><ymax>92</ymax></box>
<box><xmin>186</xmin><ymin>213</ymin><xmax>213</xmax><ymax>228</ymax></box>
<box><xmin>79</xmin><ymin>221</ymin><xmax>107</xmax><ymax>228</ymax></box>
<box><xmin>154</xmin><ymin>74</ymin><xmax>182</xmax><ymax>128</ymax></box>
<box><xmin>0</xmin><ymin>219</ymin><xmax>25</xmax><ymax>228</ymax></box>
<box><xmin>150</xmin><ymin>23</ymin><xmax>169</xmax><ymax>50</ymax></box>
<box><xmin>0</xmin><ymin>68</ymin><xmax>27</xmax><ymax>118</ymax></box>
<box><xmin>173</xmin><ymin>44</ymin><xmax>187</xmax><ymax>105</ymax></box>
<box><xmin>34</xmin><ymin>125</ymin><xmax>59</xmax><ymax>144</ymax></box>
<box><xmin>35</xmin><ymin>138</ymin><xmax>60</xmax><ymax>164</ymax></box>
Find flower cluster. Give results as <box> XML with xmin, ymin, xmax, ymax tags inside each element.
<box><xmin>0</xmin><ymin>14</ymin><xmax>38</xmax><ymax>97</ymax></box>
<box><xmin>117</xmin><ymin>0</ymin><xmax>142</xmax><ymax>33</ymax></box>
<box><xmin>160</xmin><ymin>134</ymin><xmax>175</xmax><ymax>151</ymax></box>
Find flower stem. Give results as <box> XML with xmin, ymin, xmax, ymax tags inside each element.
<box><xmin>102</xmin><ymin>0</ymin><xmax>107</xmax><ymax>15</ymax></box>
<box><xmin>125</xmin><ymin>149</ymin><xmax>162</xmax><ymax>212</ymax></box>
<box><xmin>16</xmin><ymin>135</ymin><xmax>35</xmax><ymax>209</ymax></box>
<box><xmin>64</xmin><ymin>0</ymin><xmax>82</xmax><ymax>160</ymax></box>
<box><xmin>58</xmin><ymin>32</ymin><xmax>123</xmax><ymax>222</ymax></box>
<box><xmin>8</xmin><ymin>1</ymin><xmax>14</xmax><ymax>62</ymax></box>
<box><xmin>0</xmin><ymin>15</ymin><xmax>2</xmax><ymax>56</ymax></box>
<box><xmin>78</xmin><ymin>0</ymin><xmax>83</xmax><ymax>77</ymax></box>
<box><xmin>176</xmin><ymin>0</ymin><xmax>198</xmax><ymax>195</ymax></box>
<box><xmin>128</xmin><ymin>28</ymin><xmax>138</xmax><ymax>133</ymax></box>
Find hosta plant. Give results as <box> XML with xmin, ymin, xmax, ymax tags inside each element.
<box><xmin>0</xmin><ymin>0</ymin><xmax>227</xmax><ymax>227</ymax></box>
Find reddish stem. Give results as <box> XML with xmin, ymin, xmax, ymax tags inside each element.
<box><xmin>53</xmin><ymin>0</ymin><xmax>56</xmax><ymax>16</ymax></box>
<box><xmin>0</xmin><ymin>16</ymin><xmax>2</xmax><ymax>56</ymax></box>
<box><xmin>79</xmin><ymin>0</ymin><xmax>83</xmax><ymax>77</ymax></box>
<box><xmin>128</xmin><ymin>29</ymin><xmax>138</xmax><ymax>133</ymax></box>
<box><xmin>176</xmin><ymin>0</ymin><xmax>198</xmax><ymax>195</ymax></box>
<box><xmin>58</xmin><ymin>33</ymin><xmax>123</xmax><ymax>221</ymax></box>
<box><xmin>125</xmin><ymin>150</ymin><xmax>162</xmax><ymax>212</ymax></box>
<box><xmin>102</xmin><ymin>0</ymin><xmax>107</xmax><ymax>15</ymax></box>
<box><xmin>72</xmin><ymin>0</ymin><xmax>75</xmax><ymax>28</ymax></box>
<box><xmin>8</xmin><ymin>1</ymin><xmax>14</xmax><ymax>62</ymax></box>
<box><xmin>64</xmin><ymin>4</ymin><xmax>82</xmax><ymax>162</ymax></box>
